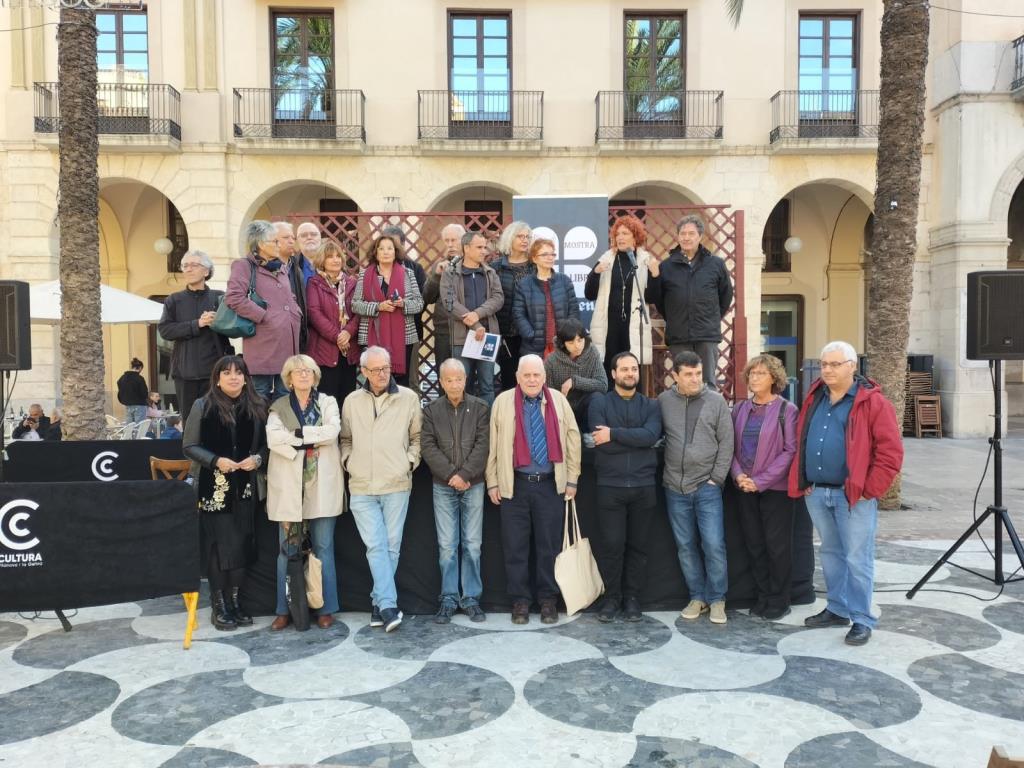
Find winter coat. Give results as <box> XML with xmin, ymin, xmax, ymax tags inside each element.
<box><xmin>158</xmin><ymin>286</ymin><xmax>233</xmax><ymax>381</ymax></box>
<box><xmin>730</xmin><ymin>397</ymin><xmax>799</xmax><ymax>493</ymax></box>
<box><xmin>512</xmin><ymin>273</ymin><xmax>581</xmax><ymax>356</ymax></box>
<box><xmin>340</xmin><ymin>379</ymin><xmax>422</xmax><ymax>496</ymax></box>
<box><xmin>644</xmin><ymin>245</ymin><xmax>733</xmax><ymax>344</ymax></box>
<box><xmin>788</xmin><ymin>375</ymin><xmax>904</xmax><ymax>505</ymax></box>
<box><xmin>492</xmin><ymin>255</ymin><xmax>535</xmax><ymax>336</ymax></box>
<box><xmin>658</xmin><ymin>383</ymin><xmax>734</xmax><ymax>494</ymax></box>
<box><xmin>225</xmin><ymin>255</ymin><xmax>302</xmax><ymax>375</ymax></box>
<box><xmin>420</xmin><ymin>393</ymin><xmax>490</xmax><ymax>486</ymax></box>
<box><xmin>437</xmin><ymin>260</ymin><xmax>504</xmax><ymax>346</ymax></box>
<box><xmin>586</xmin><ymin>247</ymin><xmax>655</xmax><ymax>362</ymax></box>
<box><xmin>117</xmin><ymin>370</ymin><xmax>149</xmax><ymax>406</ymax></box>
<box><xmin>351</xmin><ymin>264</ymin><xmax>425</xmax><ymax>346</ymax></box>
<box><xmin>266</xmin><ymin>392</ymin><xmax>344</xmax><ymax>522</ymax></box>
<box><xmin>305</xmin><ymin>273</ymin><xmax>360</xmax><ymax>368</ymax></box>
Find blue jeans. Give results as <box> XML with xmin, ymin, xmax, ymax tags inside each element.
<box><xmin>252</xmin><ymin>374</ymin><xmax>288</xmax><ymax>401</ymax></box>
<box><xmin>275</xmin><ymin>517</ymin><xmax>339</xmax><ymax>616</ymax></box>
<box><xmin>665</xmin><ymin>483</ymin><xmax>728</xmax><ymax>604</ymax></box>
<box><xmin>349</xmin><ymin>491</ymin><xmax>411</xmax><ymax>611</ymax></box>
<box><xmin>125</xmin><ymin>405</ymin><xmax>147</xmax><ymax>424</ymax></box>
<box><xmin>452</xmin><ymin>344</ymin><xmax>494</xmax><ymax>406</ymax></box>
<box><xmin>432</xmin><ymin>482</ymin><xmax>484</xmax><ymax>607</ymax></box>
<box><xmin>805</xmin><ymin>486</ymin><xmax>878</xmax><ymax>628</ymax></box>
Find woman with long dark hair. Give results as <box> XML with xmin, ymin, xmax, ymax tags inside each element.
<box><xmin>183</xmin><ymin>355</ymin><xmax>268</xmax><ymax>631</ymax></box>
<box><xmin>351</xmin><ymin>234</ymin><xmax>425</xmax><ymax>387</ymax></box>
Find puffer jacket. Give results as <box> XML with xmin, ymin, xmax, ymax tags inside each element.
<box><xmin>492</xmin><ymin>254</ymin><xmax>535</xmax><ymax>336</ymax></box>
<box><xmin>512</xmin><ymin>272</ymin><xmax>581</xmax><ymax>356</ymax></box>
<box><xmin>645</xmin><ymin>245</ymin><xmax>733</xmax><ymax>343</ymax></box>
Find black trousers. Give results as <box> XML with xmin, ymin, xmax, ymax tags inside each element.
<box><xmin>497</xmin><ymin>335</ymin><xmax>523</xmax><ymax>393</ymax></box>
<box><xmin>319</xmin><ymin>361</ymin><xmax>359</xmax><ymax>407</ymax></box>
<box><xmin>594</xmin><ymin>485</ymin><xmax>658</xmax><ymax>600</ymax></box>
<box><xmin>736</xmin><ymin>488</ymin><xmax>795</xmax><ymax>610</ymax></box>
<box><xmin>174</xmin><ymin>378</ymin><xmax>208</xmax><ymax>421</ymax></box>
<box><xmin>500</xmin><ymin>474</ymin><xmax>563</xmax><ymax>602</ymax></box>
<box><xmin>567</xmin><ymin>390</ymin><xmax>596</xmax><ymax>432</ymax></box>
<box><xmin>394</xmin><ymin>344</ymin><xmax>416</xmax><ymax>388</ymax></box>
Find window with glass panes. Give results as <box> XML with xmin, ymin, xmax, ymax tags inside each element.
<box><xmin>96</xmin><ymin>9</ymin><xmax>148</xmax><ymax>82</ymax></box>
<box><xmin>624</xmin><ymin>14</ymin><xmax>685</xmax><ymax>122</ymax></box>
<box><xmin>448</xmin><ymin>13</ymin><xmax>510</xmax><ymax>120</ymax></box>
<box><xmin>798</xmin><ymin>14</ymin><xmax>857</xmax><ymax>116</ymax></box>
<box><xmin>272</xmin><ymin>12</ymin><xmax>334</xmax><ymax>125</ymax></box>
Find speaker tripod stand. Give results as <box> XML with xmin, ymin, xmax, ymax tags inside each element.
<box><xmin>907</xmin><ymin>359</ymin><xmax>1024</xmax><ymax>598</ymax></box>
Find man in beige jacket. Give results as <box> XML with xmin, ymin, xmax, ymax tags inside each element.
<box><xmin>341</xmin><ymin>346</ymin><xmax>422</xmax><ymax>633</ymax></box>
<box><xmin>486</xmin><ymin>354</ymin><xmax>581</xmax><ymax>625</ymax></box>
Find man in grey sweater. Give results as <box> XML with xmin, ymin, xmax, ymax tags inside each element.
<box><xmin>658</xmin><ymin>350</ymin><xmax>734</xmax><ymax>625</ymax></box>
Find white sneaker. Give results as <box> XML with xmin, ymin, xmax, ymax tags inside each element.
<box><xmin>680</xmin><ymin>600</ymin><xmax>708</xmax><ymax>620</ymax></box>
<box><xmin>709</xmin><ymin>601</ymin><xmax>727</xmax><ymax>624</ymax></box>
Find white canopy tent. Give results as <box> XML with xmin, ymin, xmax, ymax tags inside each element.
<box><xmin>28</xmin><ymin>280</ymin><xmax>164</xmax><ymax>325</ymax></box>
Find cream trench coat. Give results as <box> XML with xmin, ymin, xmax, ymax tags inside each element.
<box><xmin>266</xmin><ymin>392</ymin><xmax>345</xmax><ymax>522</ymax></box>
<box><xmin>587</xmin><ymin>246</ymin><xmax>655</xmax><ymax>363</ymax></box>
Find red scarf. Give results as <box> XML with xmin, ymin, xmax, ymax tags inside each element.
<box><xmin>513</xmin><ymin>385</ymin><xmax>564</xmax><ymax>468</ymax></box>
<box><xmin>363</xmin><ymin>264</ymin><xmax>407</xmax><ymax>375</ymax></box>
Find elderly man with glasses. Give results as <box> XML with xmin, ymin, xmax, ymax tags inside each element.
<box><xmin>340</xmin><ymin>345</ymin><xmax>422</xmax><ymax>633</ymax></box>
<box><xmin>788</xmin><ymin>341</ymin><xmax>903</xmax><ymax>646</ymax></box>
<box><xmin>158</xmin><ymin>249</ymin><xmax>232</xmax><ymax>418</ymax></box>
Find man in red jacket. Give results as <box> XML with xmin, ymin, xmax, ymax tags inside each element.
<box><xmin>788</xmin><ymin>341</ymin><xmax>903</xmax><ymax>646</ymax></box>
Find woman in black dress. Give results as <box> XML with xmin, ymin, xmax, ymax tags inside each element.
<box><xmin>183</xmin><ymin>355</ymin><xmax>268</xmax><ymax>631</ymax></box>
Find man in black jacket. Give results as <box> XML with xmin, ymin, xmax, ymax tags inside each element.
<box><xmin>158</xmin><ymin>250</ymin><xmax>232</xmax><ymax>418</ymax></box>
<box><xmin>420</xmin><ymin>358</ymin><xmax>490</xmax><ymax>624</ymax></box>
<box><xmin>645</xmin><ymin>214</ymin><xmax>733</xmax><ymax>388</ymax></box>
<box><xmin>588</xmin><ymin>351</ymin><xmax>663</xmax><ymax>622</ymax></box>
<box><xmin>12</xmin><ymin>404</ymin><xmax>49</xmax><ymax>440</ymax></box>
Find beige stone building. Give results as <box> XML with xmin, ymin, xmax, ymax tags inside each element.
<box><xmin>0</xmin><ymin>0</ymin><xmax>1021</xmax><ymax>435</ymax></box>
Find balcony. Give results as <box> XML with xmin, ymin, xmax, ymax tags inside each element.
<box><xmin>595</xmin><ymin>90</ymin><xmax>723</xmax><ymax>153</ymax></box>
<box><xmin>417</xmin><ymin>90</ymin><xmax>543</xmax><ymax>153</ymax></box>
<box><xmin>232</xmin><ymin>88</ymin><xmax>366</xmax><ymax>153</ymax></box>
<box><xmin>1012</xmin><ymin>35</ymin><xmax>1024</xmax><ymax>99</ymax></box>
<box><xmin>33</xmin><ymin>82</ymin><xmax>181</xmax><ymax>149</ymax></box>
<box><xmin>769</xmin><ymin>90</ymin><xmax>879</xmax><ymax>152</ymax></box>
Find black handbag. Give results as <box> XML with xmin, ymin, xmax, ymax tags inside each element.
<box><xmin>212</xmin><ymin>260</ymin><xmax>267</xmax><ymax>339</ymax></box>
<box><xmin>282</xmin><ymin>523</ymin><xmax>310</xmax><ymax>631</ymax></box>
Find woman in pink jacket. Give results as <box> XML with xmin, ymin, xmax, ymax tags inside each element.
<box><xmin>305</xmin><ymin>240</ymin><xmax>360</xmax><ymax>407</ymax></box>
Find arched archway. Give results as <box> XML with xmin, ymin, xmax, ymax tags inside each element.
<box><xmin>241</xmin><ymin>179</ymin><xmax>358</xmax><ymax>224</ymax></box>
<box><xmin>610</xmin><ymin>180</ymin><xmax>704</xmax><ymax>206</ymax></box>
<box><xmin>427</xmin><ymin>180</ymin><xmax>518</xmax><ymax>223</ymax></box>
<box><xmin>758</xmin><ymin>179</ymin><xmax>873</xmax><ymax>395</ymax></box>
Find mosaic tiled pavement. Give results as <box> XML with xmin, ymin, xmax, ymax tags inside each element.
<box><xmin>2</xmin><ymin>539</ymin><xmax>1024</xmax><ymax>768</ymax></box>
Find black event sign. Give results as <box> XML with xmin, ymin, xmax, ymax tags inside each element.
<box><xmin>0</xmin><ymin>481</ymin><xmax>200</xmax><ymax>612</ymax></box>
<box><xmin>4</xmin><ymin>440</ymin><xmax>185</xmax><ymax>482</ymax></box>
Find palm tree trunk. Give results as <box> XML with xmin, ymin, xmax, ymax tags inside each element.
<box><xmin>57</xmin><ymin>8</ymin><xmax>105</xmax><ymax>440</ymax></box>
<box><xmin>866</xmin><ymin>0</ymin><xmax>930</xmax><ymax>508</ymax></box>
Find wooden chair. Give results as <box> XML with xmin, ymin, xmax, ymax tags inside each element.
<box><xmin>988</xmin><ymin>746</ymin><xmax>1024</xmax><ymax>768</ymax></box>
<box><xmin>914</xmin><ymin>394</ymin><xmax>943</xmax><ymax>438</ymax></box>
<box><xmin>148</xmin><ymin>456</ymin><xmax>200</xmax><ymax>649</ymax></box>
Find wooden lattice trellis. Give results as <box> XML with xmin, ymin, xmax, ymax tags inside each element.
<box><xmin>286</xmin><ymin>205</ymin><xmax>746</xmax><ymax>403</ymax></box>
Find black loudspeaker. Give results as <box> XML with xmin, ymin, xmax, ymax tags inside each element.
<box><xmin>0</xmin><ymin>281</ymin><xmax>32</xmax><ymax>371</ymax></box>
<box><xmin>966</xmin><ymin>271</ymin><xmax>1024</xmax><ymax>361</ymax></box>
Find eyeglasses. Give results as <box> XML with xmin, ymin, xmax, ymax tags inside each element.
<box><xmin>820</xmin><ymin>360</ymin><xmax>853</xmax><ymax>370</ymax></box>
<box><xmin>180</xmin><ymin>262</ymin><xmax>205</xmax><ymax>270</ymax></box>
<box><xmin>747</xmin><ymin>370</ymin><xmax>771</xmax><ymax>378</ymax></box>
<box><xmin>536</xmin><ymin>251</ymin><xmax>556</xmax><ymax>258</ymax></box>
<box><xmin>292</xmin><ymin>368</ymin><xmax>315</xmax><ymax>376</ymax></box>
<box><xmin>363</xmin><ymin>365</ymin><xmax>392</xmax><ymax>375</ymax></box>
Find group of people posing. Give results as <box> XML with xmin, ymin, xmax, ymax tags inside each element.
<box><xmin>164</xmin><ymin>214</ymin><xmax>902</xmax><ymax>647</ymax></box>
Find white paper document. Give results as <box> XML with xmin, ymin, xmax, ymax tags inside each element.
<box><xmin>461</xmin><ymin>332</ymin><xmax>501</xmax><ymax>362</ymax></box>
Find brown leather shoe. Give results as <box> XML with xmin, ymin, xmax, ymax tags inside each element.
<box><xmin>317</xmin><ymin>614</ymin><xmax>334</xmax><ymax>629</ymax></box>
<box><xmin>511</xmin><ymin>600</ymin><xmax>530</xmax><ymax>625</ymax></box>
<box><xmin>540</xmin><ymin>598</ymin><xmax>558</xmax><ymax>624</ymax></box>
<box><xmin>270</xmin><ymin>614</ymin><xmax>291</xmax><ymax>631</ymax></box>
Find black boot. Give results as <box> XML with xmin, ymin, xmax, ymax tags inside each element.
<box><xmin>211</xmin><ymin>590</ymin><xmax>237</xmax><ymax>631</ymax></box>
<box><xmin>227</xmin><ymin>587</ymin><xmax>253</xmax><ymax>626</ymax></box>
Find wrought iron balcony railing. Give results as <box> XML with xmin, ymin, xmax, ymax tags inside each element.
<box><xmin>1012</xmin><ymin>34</ymin><xmax>1024</xmax><ymax>92</ymax></box>
<box><xmin>770</xmin><ymin>89</ymin><xmax>879</xmax><ymax>142</ymax></box>
<box><xmin>34</xmin><ymin>82</ymin><xmax>181</xmax><ymax>140</ymax></box>
<box><xmin>595</xmin><ymin>89</ymin><xmax>723</xmax><ymax>141</ymax></box>
<box><xmin>232</xmin><ymin>88</ymin><xmax>366</xmax><ymax>140</ymax></box>
<box><xmin>417</xmin><ymin>90</ymin><xmax>543</xmax><ymax>141</ymax></box>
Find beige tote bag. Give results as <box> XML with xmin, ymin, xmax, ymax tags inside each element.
<box><xmin>305</xmin><ymin>551</ymin><xmax>324</xmax><ymax>610</ymax></box>
<box><xmin>554</xmin><ymin>499</ymin><xmax>604</xmax><ymax>615</ymax></box>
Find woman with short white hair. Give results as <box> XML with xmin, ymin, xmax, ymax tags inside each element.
<box><xmin>265</xmin><ymin>353</ymin><xmax>344</xmax><ymax>630</ymax></box>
